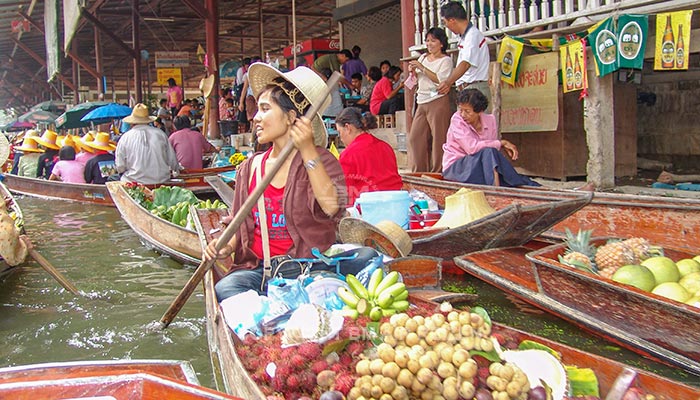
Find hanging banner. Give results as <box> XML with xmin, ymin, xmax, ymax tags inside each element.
<box><xmin>654</xmin><ymin>10</ymin><xmax>693</xmax><ymax>70</ymax></box>
<box><xmin>617</xmin><ymin>14</ymin><xmax>648</xmax><ymax>69</ymax></box>
<box><xmin>529</xmin><ymin>38</ymin><xmax>553</xmax><ymax>53</ymax></box>
<box><xmin>588</xmin><ymin>18</ymin><xmax>618</xmax><ymax>77</ymax></box>
<box><xmin>63</xmin><ymin>0</ymin><xmax>82</xmax><ymax>53</ymax></box>
<box><xmin>497</xmin><ymin>37</ymin><xmax>524</xmax><ymax>86</ymax></box>
<box><xmin>560</xmin><ymin>40</ymin><xmax>587</xmax><ymax>93</ymax></box>
<box><xmin>44</xmin><ymin>0</ymin><xmax>60</xmax><ymax>83</ymax></box>
<box><xmin>500</xmin><ymin>52</ymin><xmax>559</xmax><ymax>133</ymax></box>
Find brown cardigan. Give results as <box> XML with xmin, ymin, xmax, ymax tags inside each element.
<box><xmin>228</xmin><ymin>147</ymin><xmax>347</xmax><ymax>273</ymax></box>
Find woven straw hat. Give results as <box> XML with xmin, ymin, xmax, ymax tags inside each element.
<box><xmin>338</xmin><ymin>217</ymin><xmax>413</xmax><ymax>258</ymax></box>
<box><xmin>76</xmin><ymin>132</ymin><xmax>96</xmax><ymax>153</ymax></box>
<box><xmin>123</xmin><ymin>103</ymin><xmax>156</xmax><ymax>124</ymax></box>
<box><xmin>15</xmin><ymin>137</ymin><xmax>44</xmax><ymax>153</ymax></box>
<box><xmin>57</xmin><ymin>135</ymin><xmax>79</xmax><ymax>152</ymax></box>
<box><xmin>84</xmin><ymin>132</ymin><xmax>116</xmax><ymax>151</ymax></box>
<box><xmin>247</xmin><ymin>64</ymin><xmax>330</xmax><ymax>147</ymax></box>
<box><xmin>34</xmin><ymin>130</ymin><xmax>60</xmax><ymax>150</ymax></box>
<box><xmin>199</xmin><ymin>74</ymin><xmax>216</xmax><ymax>98</ymax></box>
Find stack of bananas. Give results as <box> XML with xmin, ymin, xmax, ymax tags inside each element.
<box><xmin>337</xmin><ymin>269</ymin><xmax>409</xmax><ymax>321</ymax></box>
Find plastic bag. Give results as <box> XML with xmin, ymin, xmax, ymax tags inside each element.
<box><xmin>267</xmin><ymin>276</ymin><xmax>310</xmax><ymax>311</ymax></box>
<box><xmin>355</xmin><ymin>256</ymin><xmax>384</xmax><ymax>286</ymax></box>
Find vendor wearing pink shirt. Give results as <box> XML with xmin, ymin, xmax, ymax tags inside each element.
<box><xmin>168</xmin><ymin>115</ymin><xmax>218</xmax><ymax>170</ymax></box>
<box><xmin>442</xmin><ymin>89</ymin><xmax>540</xmax><ymax>187</ymax></box>
<box><xmin>166</xmin><ymin>77</ymin><xmax>184</xmax><ymax>116</ymax></box>
<box><xmin>49</xmin><ymin>146</ymin><xmax>86</xmax><ymax>183</ymax></box>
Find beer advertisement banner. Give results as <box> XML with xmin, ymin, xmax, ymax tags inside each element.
<box><xmin>560</xmin><ymin>40</ymin><xmax>587</xmax><ymax>93</ymax></box>
<box><xmin>617</xmin><ymin>14</ymin><xmax>648</xmax><ymax>69</ymax></box>
<box><xmin>654</xmin><ymin>10</ymin><xmax>692</xmax><ymax>70</ymax></box>
<box><xmin>497</xmin><ymin>36</ymin><xmax>524</xmax><ymax>86</ymax></box>
<box><xmin>589</xmin><ymin>17</ymin><xmax>618</xmax><ymax>77</ymax></box>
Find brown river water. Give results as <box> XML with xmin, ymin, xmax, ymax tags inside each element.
<box><xmin>1</xmin><ymin>196</ymin><xmax>697</xmax><ymax>391</ymax></box>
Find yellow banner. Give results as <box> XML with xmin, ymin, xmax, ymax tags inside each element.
<box><xmin>497</xmin><ymin>37</ymin><xmax>524</xmax><ymax>86</ymax></box>
<box><xmin>156</xmin><ymin>68</ymin><xmax>182</xmax><ymax>86</ymax></box>
<box><xmin>654</xmin><ymin>10</ymin><xmax>692</xmax><ymax>70</ymax></box>
<box><xmin>560</xmin><ymin>40</ymin><xmax>587</xmax><ymax>93</ymax></box>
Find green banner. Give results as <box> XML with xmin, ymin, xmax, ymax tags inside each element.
<box><xmin>589</xmin><ymin>18</ymin><xmax>618</xmax><ymax>77</ymax></box>
<box><xmin>618</xmin><ymin>14</ymin><xmax>648</xmax><ymax>69</ymax></box>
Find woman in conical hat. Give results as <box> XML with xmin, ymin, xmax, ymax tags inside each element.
<box><xmin>204</xmin><ymin>64</ymin><xmax>373</xmax><ymax>301</ymax></box>
<box><xmin>75</xmin><ymin>132</ymin><xmax>96</xmax><ymax>165</ymax></box>
<box><xmin>14</xmin><ymin>137</ymin><xmax>44</xmax><ymax>178</ymax></box>
<box><xmin>35</xmin><ymin>130</ymin><xmax>60</xmax><ymax>179</ymax></box>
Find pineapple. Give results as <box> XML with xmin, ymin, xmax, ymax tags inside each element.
<box><xmin>595</xmin><ymin>240</ymin><xmax>636</xmax><ymax>278</ymax></box>
<box><xmin>622</xmin><ymin>237</ymin><xmax>662</xmax><ymax>263</ymax></box>
<box><xmin>559</xmin><ymin>229</ymin><xmax>596</xmax><ymax>273</ymax></box>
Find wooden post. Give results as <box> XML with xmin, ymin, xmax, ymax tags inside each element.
<box><xmin>205</xmin><ymin>0</ymin><xmax>220</xmax><ymax>139</ymax></box>
<box><xmin>94</xmin><ymin>22</ymin><xmax>104</xmax><ymax>96</ymax></box>
<box><xmin>583</xmin><ymin>71</ymin><xmax>615</xmax><ymax>189</ymax></box>
<box><xmin>401</xmin><ymin>0</ymin><xmax>417</xmax><ymax>130</ymax></box>
<box><xmin>132</xmin><ymin>0</ymin><xmax>142</xmax><ymax>103</ymax></box>
<box><xmin>491</xmin><ymin>59</ymin><xmax>501</xmax><ymax>137</ymax></box>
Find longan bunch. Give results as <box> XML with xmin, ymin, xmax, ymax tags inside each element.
<box><xmin>486</xmin><ymin>362</ymin><xmax>530</xmax><ymax>400</ymax></box>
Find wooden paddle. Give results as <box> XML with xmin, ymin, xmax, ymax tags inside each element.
<box><xmin>159</xmin><ymin>71</ymin><xmax>342</xmax><ymax>329</ymax></box>
<box><xmin>26</xmin><ymin>239</ymin><xmax>80</xmax><ymax>295</ymax></box>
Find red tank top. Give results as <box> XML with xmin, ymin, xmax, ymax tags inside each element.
<box><xmin>250</xmin><ymin>149</ymin><xmax>293</xmax><ymax>259</ymax></box>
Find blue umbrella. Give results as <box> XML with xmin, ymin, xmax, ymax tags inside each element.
<box><xmin>80</xmin><ymin>103</ymin><xmax>132</xmax><ymax>123</ymax></box>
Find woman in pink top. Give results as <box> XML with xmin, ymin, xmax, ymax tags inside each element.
<box><xmin>442</xmin><ymin>89</ymin><xmax>540</xmax><ymax>187</ymax></box>
<box><xmin>49</xmin><ymin>146</ymin><xmax>86</xmax><ymax>183</ymax></box>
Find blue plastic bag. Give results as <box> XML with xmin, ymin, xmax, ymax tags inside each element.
<box><xmin>267</xmin><ymin>276</ymin><xmax>310</xmax><ymax>311</ymax></box>
<box><xmin>355</xmin><ymin>256</ymin><xmax>384</xmax><ymax>286</ymax></box>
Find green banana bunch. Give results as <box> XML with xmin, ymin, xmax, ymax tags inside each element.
<box><xmin>197</xmin><ymin>199</ymin><xmax>228</xmax><ymax>209</ymax></box>
<box><xmin>336</xmin><ymin>269</ymin><xmax>409</xmax><ymax>321</ymax></box>
<box><xmin>169</xmin><ymin>201</ymin><xmax>191</xmax><ymax>227</ymax></box>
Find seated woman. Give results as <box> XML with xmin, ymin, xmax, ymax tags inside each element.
<box><xmin>14</xmin><ymin>136</ymin><xmax>44</xmax><ymax>178</ymax></box>
<box><xmin>49</xmin><ymin>146</ymin><xmax>86</xmax><ymax>183</ymax></box>
<box><xmin>442</xmin><ymin>89</ymin><xmax>541</xmax><ymax>187</ymax></box>
<box><xmin>203</xmin><ymin>64</ymin><xmax>377</xmax><ymax>302</ymax></box>
<box><xmin>369</xmin><ymin>66</ymin><xmax>405</xmax><ymax>116</ymax></box>
<box><xmin>336</xmin><ymin>107</ymin><xmax>402</xmax><ymax>204</ymax></box>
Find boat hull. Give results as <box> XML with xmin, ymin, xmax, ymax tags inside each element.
<box><xmin>402</xmin><ymin>173</ymin><xmax>700</xmax><ymax>252</ymax></box>
<box><xmin>106</xmin><ymin>182</ymin><xmax>200</xmax><ymax>265</ymax></box>
<box><xmin>3</xmin><ymin>174</ymin><xmax>113</xmax><ymax>206</ymax></box>
<box><xmin>180</xmin><ymin>166</ymin><xmax>236</xmax><ymax>194</ymax></box>
<box><xmin>191</xmin><ymin>209</ymin><xmax>700</xmax><ymax>398</ymax></box>
<box><xmin>454</xmin><ymin>241</ymin><xmax>700</xmax><ymax>376</ymax></box>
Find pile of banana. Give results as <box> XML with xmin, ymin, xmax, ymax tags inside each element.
<box><xmin>337</xmin><ymin>269</ymin><xmax>409</xmax><ymax>321</ymax></box>
<box><xmin>150</xmin><ymin>199</ymin><xmax>227</xmax><ymax>227</ymax></box>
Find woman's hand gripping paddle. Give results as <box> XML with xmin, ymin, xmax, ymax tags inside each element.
<box><xmin>159</xmin><ymin>72</ymin><xmax>342</xmax><ymax>329</ymax></box>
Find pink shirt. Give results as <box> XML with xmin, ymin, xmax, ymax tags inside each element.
<box><xmin>167</xmin><ymin>86</ymin><xmax>183</xmax><ymax>109</ymax></box>
<box><xmin>370</xmin><ymin>77</ymin><xmax>393</xmax><ymax>115</ymax></box>
<box><xmin>168</xmin><ymin>128</ymin><xmax>217</xmax><ymax>170</ymax></box>
<box><xmin>442</xmin><ymin>112</ymin><xmax>501</xmax><ymax>171</ymax></box>
<box><xmin>75</xmin><ymin>151</ymin><xmax>96</xmax><ymax>165</ymax></box>
<box><xmin>51</xmin><ymin>160</ymin><xmax>86</xmax><ymax>183</ymax></box>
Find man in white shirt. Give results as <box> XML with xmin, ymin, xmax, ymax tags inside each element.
<box><xmin>437</xmin><ymin>2</ymin><xmax>491</xmax><ymax>110</ymax></box>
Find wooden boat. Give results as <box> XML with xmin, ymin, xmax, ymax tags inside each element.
<box><xmin>2</xmin><ymin>173</ymin><xmax>114</xmax><ymax>206</ymax></box>
<box><xmin>190</xmin><ymin>208</ymin><xmax>700</xmax><ymax>399</ymax></box>
<box><xmin>402</xmin><ymin>172</ymin><xmax>700</xmax><ymax>252</ymax></box>
<box><xmin>408</xmin><ymin>193</ymin><xmax>592</xmax><ymax>259</ymax></box>
<box><xmin>0</xmin><ymin>359</ymin><xmax>242</xmax><ymax>399</ymax></box>
<box><xmin>454</xmin><ymin>239</ymin><xmax>700</xmax><ymax>376</ymax></box>
<box><xmin>1</xmin><ymin>166</ymin><xmax>234</xmax><ymax>206</ymax></box>
<box><xmin>106</xmin><ymin>181</ymin><xmax>200</xmax><ymax>265</ymax></box>
<box><xmin>0</xmin><ymin>181</ymin><xmax>26</xmax><ymax>276</ymax></box>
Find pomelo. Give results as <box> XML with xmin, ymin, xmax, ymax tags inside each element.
<box><xmin>679</xmin><ymin>272</ymin><xmax>700</xmax><ymax>294</ymax></box>
<box><xmin>640</xmin><ymin>256</ymin><xmax>680</xmax><ymax>284</ymax></box>
<box><xmin>677</xmin><ymin>259</ymin><xmax>700</xmax><ymax>277</ymax></box>
<box><xmin>686</xmin><ymin>296</ymin><xmax>700</xmax><ymax>308</ymax></box>
<box><xmin>651</xmin><ymin>282</ymin><xmax>691</xmax><ymax>303</ymax></box>
<box><xmin>694</xmin><ymin>255</ymin><xmax>700</xmax><ymax>264</ymax></box>
<box><xmin>611</xmin><ymin>264</ymin><xmax>656</xmax><ymax>292</ymax></box>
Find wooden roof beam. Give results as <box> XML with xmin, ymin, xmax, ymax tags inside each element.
<box><xmin>81</xmin><ymin>8</ymin><xmax>138</xmax><ymax>60</ymax></box>
<box><xmin>10</xmin><ymin>37</ymin><xmax>77</xmax><ymax>92</ymax></box>
<box><xmin>7</xmin><ymin>57</ymin><xmax>62</xmax><ymax>98</ymax></box>
<box><xmin>181</xmin><ymin>0</ymin><xmax>208</xmax><ymax>20</ymax></box>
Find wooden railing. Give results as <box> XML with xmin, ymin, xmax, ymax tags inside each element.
<box><xmin>410</xmin><ymin>0</ymin><xmax>696</xmax><ymax>50</ymax></box>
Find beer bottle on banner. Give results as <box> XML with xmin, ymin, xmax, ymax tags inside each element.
<box><xmin>565</xmin><ymin>47</ymin><xmax>574</xmax><ymax>90</ymax></box>
<box><xmin>574</xmin><ymin>53</ymin><xmax>583</xmax><ymax>89</ymax></box>
<box><xmin>676</xmin><ymin>24</ymin><xmax>685</xmax><ymax>69</ymax></box>
<box><xmin>661</xmin><ymin>15</ymin><xmax>676</xmax><ymax>69</ymax></box>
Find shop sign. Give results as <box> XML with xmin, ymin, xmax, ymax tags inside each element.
<box><xmin>155</xmin><ymin>51</ymin><xmax>190</xmax><ymax>68</ymax></box>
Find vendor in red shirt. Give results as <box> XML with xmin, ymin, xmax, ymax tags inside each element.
<box><xmin>369</xmin><ymin>66</ymin><xmax>405</xmax><ymax>115</ymax></box>
<box><xmin>336</xmin><ymin>107</ymin><xmax>402</xmax><ymax>204</ymax></box>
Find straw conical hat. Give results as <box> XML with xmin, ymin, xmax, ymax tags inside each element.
<box><xmin>338</xmin><ymin>217</ymin><xmax>412</xmax><ymax>258</ymax></box>
<box><xmin>432</xmin><ymin>188</ymin><xmax>496</xmax><ymax>229</ymax></box>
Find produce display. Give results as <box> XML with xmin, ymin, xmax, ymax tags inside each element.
<box><xmin>124</xmin><ymin>183</ymin><xmax>227</xmax><ymax>228</ymax></box>
<box><xmin>559</xmin><ymin>230</ymin><xmax>700</xmax><ymax>307</ymax></box>
<box><xmin>338</xmin><ymin>270</ymin><xmax>409</xmax><ymax>321</ymax></box>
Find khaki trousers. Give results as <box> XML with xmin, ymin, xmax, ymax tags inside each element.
<box><xmin>408</xmin><ymin>95</ymin><xmax>452</xmax><ymax>173</ymax></box>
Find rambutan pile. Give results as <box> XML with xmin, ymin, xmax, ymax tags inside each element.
<box><xmin>237</xmin><ymin>316</ymin><xmax>374</xmax><ymax>398</ymax></box>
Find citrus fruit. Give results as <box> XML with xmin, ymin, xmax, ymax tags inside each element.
<box><xmin>686</xmin><ymin>296</ymin><xmax>700</xmax><ymax>308</ymax></box>
<box><xmin>677</xmin><ymin>259</ymin><xmax>700</xmax><ymax>277</ymax></box>
<box><xmin>641</xmin><ymin>256</ymin><xmax>680</xmax><ymax>284</ymax></box>
<box><xmin>694</xmin><ymin>255</ymin><xmax>700</xmax><ymax>264</ymax></box>
<box><xmin>679</xmin><ymin>272</ymin><xmax>700</xmax><ymax>294</ymax></box>
<box><xmin>611</xmin><ymin>264</ymin><xmax>656</xmax><ymax>292</ymax></box>
<box><xmin>651</xmin><ymin>282</ymin><xmax>691</xmax><ymax>303</ymax></box>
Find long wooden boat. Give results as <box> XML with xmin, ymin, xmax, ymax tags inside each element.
<box><xmin>1</xmin><ymin>166</ymin><xmax>235</xmax><ymax>206</ymax></box>
<box><xmin>0</xmin><ymin>181</ymin><xmax>26</xmax><ymax>276</ymax></box>
<box><xmin>191</xmin><ymin>208</ymin><xmax>700</xmax><ymax>399</ymax></box>
<box><xmin>454</xmin><ymin>239</ymin><xmax>700</xmax><ymax>376</ymax></box>
<box><xmin>408</xmin><ymin>193</ymin><xmax>591</xmax><ymax>259</ymax></box>
<box><xmin>106</xmin><ymin>181</ymin><xmax>200</xmax><ymax>265</ymax></box>
<box><xmin>0</xmin><ymin>359</ymin><xmax>241</xmax><ymax>399</ymax></box>
<box><xmin>402</xmin><ymin>172</ymin><xmax>700</xmax><ymax>252</ymax></box>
